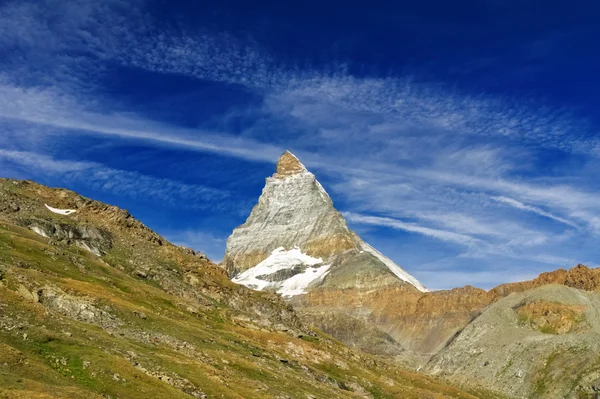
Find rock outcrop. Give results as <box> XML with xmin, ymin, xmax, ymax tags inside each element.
<box><xmin>20</xmin><ymin>218</ymin><xmax>113</xmax><ymax>256</ymax></box>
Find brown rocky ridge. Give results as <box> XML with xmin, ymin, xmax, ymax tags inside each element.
<box><xmin>293</xmin><ymin>263</ymin><xmax>600</xmax><ymax>358</ymax></box>
<box><xmin>275</xmin><ymin>150</ymin><xmax>308</xmax><ymax>177</ymax></box>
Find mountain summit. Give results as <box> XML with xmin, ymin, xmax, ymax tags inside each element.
<box><xmin>275</xmin><ymin>150</ymin><xmax>308</xmax><ymax>176</ymax></box>
<box><xmin>223</xmin><ymin>151</ymin><xmax>427</xmax><ymax>296</ymax></box>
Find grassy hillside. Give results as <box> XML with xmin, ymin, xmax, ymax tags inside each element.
<box><xmin>0</xmin><ymin>179</ymin><xmax>503</xmax><ymax>399</ymax></box>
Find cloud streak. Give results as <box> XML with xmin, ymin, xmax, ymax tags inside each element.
<box><xmin>491</xmin><ymin>196</ymin><xmax>578</xmax><ymax>228</ymax></box>
<box><xmin>344</xmin><ymin>212</ymin><xmax>482</xmax><ymax>247</ymax></box>
<box><xmin>0</xmin><ymin>81</ymin><xmax>283</xmax><ymax>164</ymax></box>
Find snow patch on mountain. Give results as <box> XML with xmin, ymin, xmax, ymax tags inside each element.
<box><xmin>361</xmin><ymin>242</ymin><xmax>428</xmax><ymax>292</ymax></box>
<box><xmin>232</xmin><ymin>247</ymin><xmax>331</xmax><ymax>297</ymax></box>
<box><xmin>45</xmin><ymin>204</ymin><xmax>77</xmax><ymax>215</ymax></box>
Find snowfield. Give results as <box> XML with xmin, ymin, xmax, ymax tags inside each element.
<box><xmin>232</xmin><ymin>247</ymin><xmax>331</xmax><ymax>297</ymax></box>
<box><xmin>45</xmin><ymin>204</ymin><xmax>77</xmax><ymax>215</ymax></box>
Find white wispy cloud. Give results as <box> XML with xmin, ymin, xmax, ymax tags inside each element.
<box><xmin>2</xmin><ymin>0</ymin><xmax>599</xmax><ymax>159</ymax></box>
<box><xmin>491</xmin><ymin>196</ymin><xmax>578</xmax><ymax>228</ymax></box>
<box><xmin>0</xmin><ymin>81</ymin><xmax>284</xmax><ymax>163</ymax></box>
<box><xmin>344</xmin><ymin>212</ymin><xmax>482</xmax><ymax>247</ymax></box>
<box><xmin>0</xmin><ymin>148</ymin><xmax>93</xmax><ymax>173</ymax></box>
<box><xmin>411</xmin><ymin>169</ymin><xmax>599</xmax><ymax>231</ymax></box>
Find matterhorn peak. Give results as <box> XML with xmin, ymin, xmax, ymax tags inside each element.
<box><xmin>275</xmin><ymin>150</ymin><xmax>307</xmax><ymax>177</ymax></box>
<box><xmin>223</xmin><ymin>151</ymin><xmax>427</xmax><ymax>295</ymax></box>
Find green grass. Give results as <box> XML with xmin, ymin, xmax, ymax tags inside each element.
<box><xmin>0</xmin><ymin>208</ymin><xmax>503</xmax><ymax>399</ymax></box>
<box><xmin>496</xmin><ymin>359</ymin><xmax>513</xmax><ymax>378</ymax></box>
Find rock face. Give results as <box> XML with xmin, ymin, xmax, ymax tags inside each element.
<box><xmin>223</xmin><ymin>151</ymin><xmax>427</xmax><ymax>295</ymax></box>
<box><xmin>290</xmin><ymin>257</ymin><xmax>600</xmax><ymax>356</ymax></box>
<box><xmin>21</xmin><ymin>218</ymin><xmax>113</xmax><ymax>256</ymax></box>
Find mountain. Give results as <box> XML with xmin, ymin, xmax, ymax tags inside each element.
<box><xmin>224</xmin><ymin>150</ymin><xmax>427</xmax><ymax>297</ymax></box>
<box><xmin>0</xmin><ymin>178</ymin><xmax>497</xmax><ymax>399</ymax></box>
<box><xmin>222</xmin><ymin>151</ymin><xmax>600</xmax><ymax>398</ymax></box>
<box><xmin>223</xmin><ymin>151</ymin><xmax>432</xmax><ymax>357</ymax></box>
<box><xmin>3</xmin><ymin>158</ymin><xmax>598</xmax><ymax>399</ymax></box>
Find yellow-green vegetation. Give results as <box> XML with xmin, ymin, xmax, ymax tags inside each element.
<box><xmin>495</xmin><ymin>360</ymin><xmax>513</xmax><ymax>378</ymax></box>
<box><xmin>0</xmin><ymin>178</ymin><xmax>501</xmax><ymax>399</ymax></box>
<box><xmin>515</xmin><ymin>300</ymin><xmax>588</xmax><ymax>335</ymax></box>
<box><xmin>531</xmin><ymin>348</ymin><xmax>600</xmax><ymax>398</ymax></box>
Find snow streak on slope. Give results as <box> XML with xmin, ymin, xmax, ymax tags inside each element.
<box><xmin>45</xmin><ymin>204</ymin><xmax>77</xmax><ymax>215</ymax></box>
<box><xmin>361</xmin><ymin>242</ymin><xmax>428</xmax><ymax>292</ymax></box>
<box><xmin>232</xmin><ymin>247</ymin><xmax>331</xmax><ymax>297</ymax></box>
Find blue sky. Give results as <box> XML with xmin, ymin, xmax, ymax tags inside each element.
<box><xmin>1</xmin><ymin>0</ymin><xmax>600</xmax><ymax>290</ymax></box>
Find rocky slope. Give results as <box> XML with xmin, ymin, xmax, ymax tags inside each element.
<box><xmin>291</xmin><ymin>259</ymin><xmax>600</xmax><ymax>397</ymax></box>
<box><xmin>293</xmin><ymin>264</ymin><xmax>600</xmax><ymax>358</ymax></box>
<box><xmin>0</xmin><ymin>178</ymin><xmax>496</xmax><ymax>399</ymax></box>
<box><xmin>426</xmin><ymin>284</ymin><xmax>600</xmax><ymax>399</ymax></box>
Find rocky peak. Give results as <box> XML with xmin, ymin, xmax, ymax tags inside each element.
<box><xmin>223</xmin><ymin>152</ymin><xmax>356</xmax><ymax>277</ymax></box>
<box><xmin>223</xmin><ymin>152</ymin><xmax>427</xmax><ymax>295</ymax></box>
<box><xmin>275</xmin><ymin>150</ymin><xmax>307</xmax><ymax>177</ymax></box>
